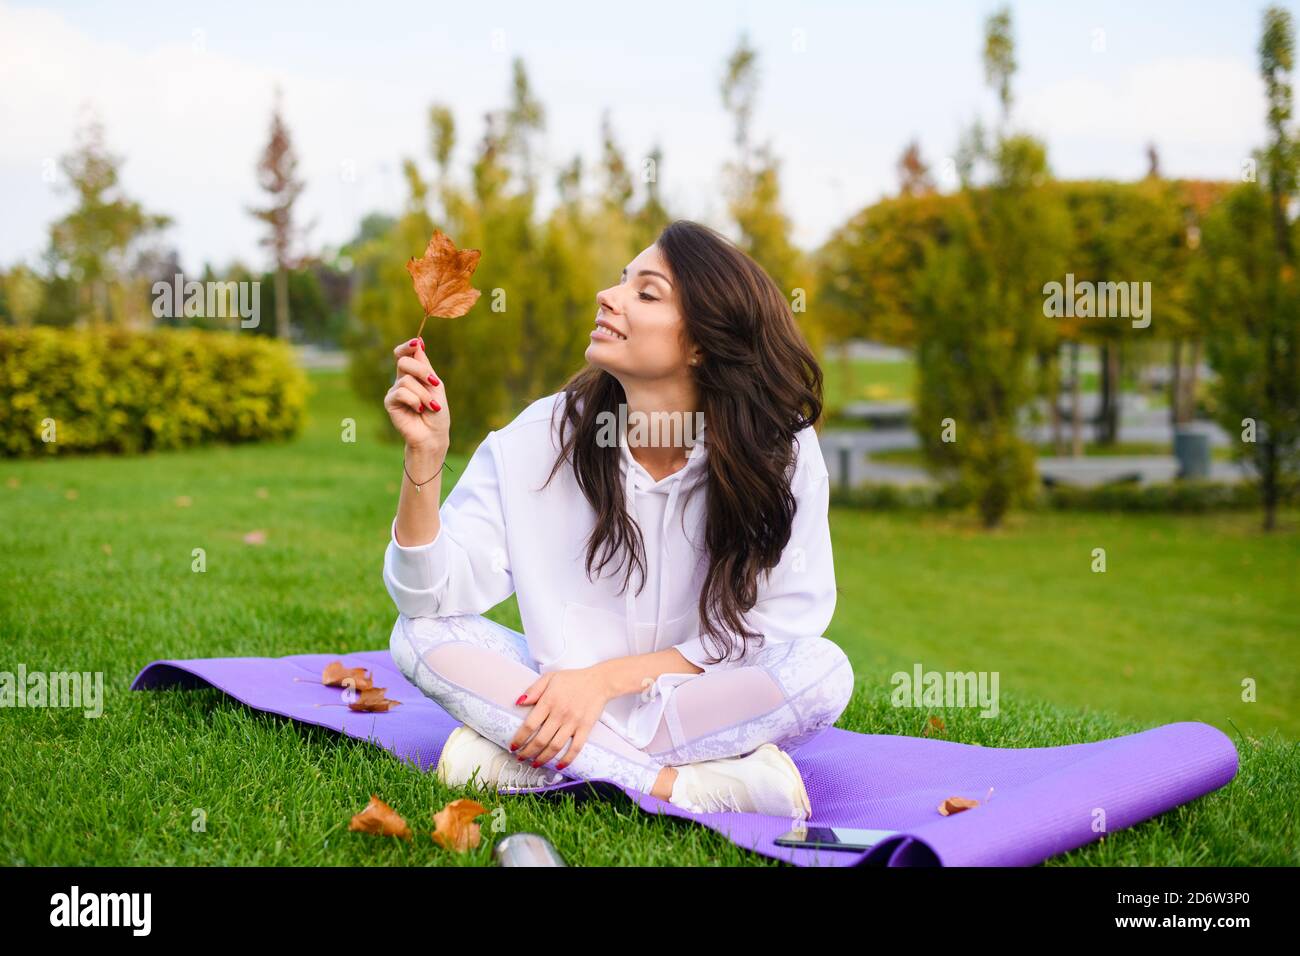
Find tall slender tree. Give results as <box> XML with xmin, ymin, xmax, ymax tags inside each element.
<box><xmin>1191</xmin><ymin>6</ymin><xmax>1300</xmax><ymax>530</ymax></box>
<box><xmin>719</xmin><ymin>33</ymin><xmax>822</xmax><ymax>356</ymax></box>
<box><xmin>250</xmin><ymin>88</ymin><xmax>306</xmax><ymax>340</ymax></box>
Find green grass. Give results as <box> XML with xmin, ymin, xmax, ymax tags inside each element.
<box><xmin>822</xmin><ymin>356</ymin><xmax>915</xmax><ymax>406</ymax></box>
<box><xmin>870</xmin><ymin>442</ymin><xmax>1239</xmax><ymax>466</ymax></box>
<box><xmin>819</xmin><ymin>353</ymin><xmax>1193</xmax><ymax>415</ymax></box>
<box><xmin>2</xmin><ymin>370</ymin><xmax>1295</xmax><ymax>866</ymax></box>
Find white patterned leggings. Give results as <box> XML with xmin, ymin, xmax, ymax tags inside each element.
<box><xmin>388</xmin><ymin>612</ymin><xmax>856</xmax><ymax>796</ymax></box>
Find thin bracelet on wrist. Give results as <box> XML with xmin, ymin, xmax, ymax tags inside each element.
<box><xmin>403</xmin><ymin>451</ymin><xmax>454</xmax><ymax>493</ymax></box>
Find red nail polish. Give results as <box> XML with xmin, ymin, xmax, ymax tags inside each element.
<box><xmin>430</xmin><ymin>376</ymin><xmax>439</xmax><ymax>386</ymax></box>
<box><xmin>556</xmin><ymin>762</ymin><xmax>567</xmax><ymax>771</ymax></box>
<box><xmin>408</xmin><ymin>339</ymin><xmax>417</xmax><ymax>347</ymax></box>
<box><xmin>530</xmin><ymin>761</ymin><xmax>540</xmax><ymax>768</ymax></box>
<box><xmin>430</xmin><ymin>400</ymin><xmax>441</xmax><ymax>411</ymax></box>
<box><xmin>516</xmin><ymin>694</ymin><xmax>527</xmax><ymax>705</ymax></box>
<box><xmin>509</xmin><ymin>743</ymin><xmax>517</xmax><ymax>751</ymax></box>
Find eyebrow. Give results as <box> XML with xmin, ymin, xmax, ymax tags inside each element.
<box><xmin>622</xmin><ymin>267</ymin><xmax>673</xmax><ymax>288</ymax></box>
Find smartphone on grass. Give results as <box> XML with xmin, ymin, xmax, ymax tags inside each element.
<box><xmin>774</xmin><ymin>826</ymin><xmax>899</xmax><ymax>852</ymax></box>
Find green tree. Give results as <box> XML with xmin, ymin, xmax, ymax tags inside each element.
<box><xmin>912</xmin><ymin>6</ymin><xmax>1070</xmax><ymax>527</ymax></box>
<box><xmin>630</xmin><ymin>143</ymin><xmax>671</xmax><ymax>252</ymax></box>
<box><xmin>1188</xmin><ymin>6</ymin><xmax>1300</xmax><ymax>531</ymax></box>
<box><xmin>348</xmin><ymin>59</ymin><xmax>595</xmax><ymax>447</ymax></box>
<box><xmin>0</xmin><ymin>265</ymin><xmax>45</xmax><ymax>327</ymax></box>
<box><xmin>46</xmin><ymin>115</ymin><xmax>171</xmax><ymax>326</ymax></box>
<box><xmin>720</xmin><ymin>33</ymin><xmax>824</xmax><ymax>358</ymax></box>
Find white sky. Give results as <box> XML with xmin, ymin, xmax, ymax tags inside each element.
<box><xmin>0</xmin><ymin>0</ymin><xmax>1286</xmax><ymax>273</ymax></box>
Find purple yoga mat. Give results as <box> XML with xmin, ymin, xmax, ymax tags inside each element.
<box><xmin>131</xmin><ymin>649</ymin><xmax>1239</xmax><ymax>866</ymax></box>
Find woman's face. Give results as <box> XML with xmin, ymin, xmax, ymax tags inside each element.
<box><xmin>587</xmin><ymin>244</ymin><xmax>700</xmax><ymax>381</ymax></box>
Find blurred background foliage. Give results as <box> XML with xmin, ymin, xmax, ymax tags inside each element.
<box><xmin>1</xmin><ymin>8</ymin><xmax>1297</xmax><ymax>529</ymax></box>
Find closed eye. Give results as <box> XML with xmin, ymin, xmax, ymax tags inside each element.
<box><xmin>639</xmin><ymin>292</ymin><xmax>658</xmax><ymax>302</ymax></box>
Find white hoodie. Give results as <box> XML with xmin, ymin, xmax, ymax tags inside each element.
<box><xmin>383</xmin><ymin>391</ymin><xmax>836</xmax><ymax>750</ymax></box>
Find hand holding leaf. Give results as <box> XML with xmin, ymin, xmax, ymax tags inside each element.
<box><xmin>385</xmin><ymin>230</ymin><xmax>481</xmax><ymax>449</ymax></box>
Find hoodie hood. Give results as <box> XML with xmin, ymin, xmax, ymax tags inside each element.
<box><xmin>617</xmin><ymin>417</ymin><xmax>709</xmax><ymax>493</ymax></box>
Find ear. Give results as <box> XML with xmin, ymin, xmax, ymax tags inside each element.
<box><xmin>687</xmin><ymin>345</ymin><xmax>702</xmax><ymax>367</ymax></box>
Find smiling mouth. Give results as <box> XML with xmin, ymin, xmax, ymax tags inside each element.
<box><xmin>592</xmin><ymin>323</ymin><xmax>627</xmax><ymax>341</ymax></box>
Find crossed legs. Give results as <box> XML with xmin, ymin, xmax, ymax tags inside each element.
<box><xmin>389</xmin><ymin>612</ymin><xmax>855</xmax><ymax>800</ymax></box>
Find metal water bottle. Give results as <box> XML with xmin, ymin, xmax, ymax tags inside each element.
<box><xmin>493</xmin><ymin>832</ymin><xmax>567</xmax><ymax>866</ymax></box>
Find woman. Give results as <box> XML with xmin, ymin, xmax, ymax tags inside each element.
<box><xmin>383</xmin><ymin>219</ymin><xmax>854</xmax><ymax>820</ymax></box>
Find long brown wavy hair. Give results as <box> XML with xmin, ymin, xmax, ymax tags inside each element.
<box><xmin>543</xmin><ymin>219</ymin><xmax>823</xmax><ymax>666</ymax></box>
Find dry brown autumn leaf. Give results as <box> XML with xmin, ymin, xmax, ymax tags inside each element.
<box><xmin>406</xmin><ymin>229</ymin><xmax>482</xmax><ymax>339</ymax></box>
<box><xmin>431</xmin><ymin>797</ymin><xmax>487</xmax><ymax>852</ymax></box>
<box><xmin>349</xmin><ymin>795</ymin><xmax>412</xmax><ymax>840</ymax></box>
<box><xmin>348</xmin><ymin>687</ymin><xmax>402</xmax><ymax>712</ymax></box>
<box><xmin>923</xmin><ymin>716</ymin><xmax>946</xmax><ymax>737</ymax></box>
<box><xmin>937</xmin><ymin>796</ymin><xmax>980</xmax><ymax>816</ymax></box>
<box><xmin>322</xmin><ymin>661</ymin><xmax>374</xmax><ymax>691</ymax></box>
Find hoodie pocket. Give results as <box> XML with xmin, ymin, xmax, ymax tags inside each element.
<box><xmin>552</xmin><ymin>601</ymin><xmax>636</xmax><ymax>671</ymax></box>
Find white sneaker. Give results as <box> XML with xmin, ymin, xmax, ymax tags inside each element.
<box><xmin>668</xmin><ymin>743</ymin><xmax>812</xmax><ymax>819</ymax></box>
<box><xmin>435</xmin><ymin>724</ymin><xmax>564</xmax><ymax>792</ymax></box>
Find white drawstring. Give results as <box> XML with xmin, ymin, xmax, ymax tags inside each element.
<box><xmin>623</xmin><ymin>460</ymin><xmax>639</xmax><ymax>656</ymax></box>
<box><xmin>621</xmin><ymin>424</ymin><xmax>707</xmax><ymax>660</ymax></box>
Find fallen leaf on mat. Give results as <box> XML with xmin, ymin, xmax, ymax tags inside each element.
<box><xmin>322</xmin><ymin>661</ymin><xmax>374</xmax><ymax>691</ymax></box>
<box><xmin>431</xmin><ymin>798</ymin><xmax>487</xmax><ymax>851</ymax></box>
<box><xmin>938</xmin><ymin>796</ymin><xmax>980</xmax><ymax>816</ymax></box>
<box><xmin>405</xmin><ymin>229</ymin><xmax>482</xmax><ymax>340</ymax></box>
<box><xmin>349</xmin><ymin>795</ymin><xmax>412</xmax><ymax>840</ymax></box>
<box><xmin>348</xmin><ymin>687</ymin><xmax>401</xmax><ymax>712</ymax></box>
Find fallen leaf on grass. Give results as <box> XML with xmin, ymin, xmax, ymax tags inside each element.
<box><xmin>431</xmin><ymin>798</ymin><xmax>487</xmax><ymax>852</ymax></box>
<box><xmin>349</xmin><ymin>795</ymin><xmax>412</xmax><ymax>840</ymax></box>
<box><xmin>175</xmin><ymin>495</ymin><xmax>192</xmax><ymax>507</ymax></box>
<box><xmin>405</xmin><ymin>229</ymin><xmax>482</xmax><ymax>341</ymax></box>
<box><xmin>922</xmin><ymin>716</ymin><xmax>946</xmax><ymax>737</ymax></box>
<box><xmin>348</xmin><ymin>687</ymin><xmax>401</xmax><ymax>712</ymax></box>
<box><xmin>937</xmin><ymin>796</ymin><xmax>980</xmax><ymax>816</ymax></box>
<box><xmin>322</xmin><ymin>661</ymin><xmax>375</xmax><ymax>691</ymax></box>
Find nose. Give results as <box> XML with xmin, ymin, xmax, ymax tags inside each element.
<box><xmin>596</xmin><ymin>285</ymin><xmax>621</xmax><ymax>316</ymax></box>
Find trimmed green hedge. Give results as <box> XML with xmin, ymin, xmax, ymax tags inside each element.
<box><xmin>0</xmin><ymin>327</ymin><xmax>308</xmax><ymax>457</ymax></box>
<box><xmin>829</xmin><ymin>477</ymin><xmax>1298</xmax><ymax>513</ymax></box>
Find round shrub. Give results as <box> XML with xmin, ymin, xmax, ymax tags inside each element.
<box><xmin>0</xmin><ymin>327</ymin><xmax>308</xmax><ymax>457</ymax></box>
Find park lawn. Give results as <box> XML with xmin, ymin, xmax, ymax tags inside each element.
<box><xmin>869</xmin><ymin>442</ymin><xmax>1240</xmax><ymax>465</ymax></box>
<box><xmin>819</xmin><ymin>352</ymin><xmax>1186</xmax><ymax>415</ymax></box>
<box><xmin>1</xmin><ymin>370</ymin><xmax>1294</xmax><ymax>866</ymax></box>
<box><xmin>822</xmin><ymin>356</ymin><xmax>915</xmax><ymax>407</ymax></box>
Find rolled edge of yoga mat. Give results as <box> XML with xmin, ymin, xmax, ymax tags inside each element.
<box><xmin>863</xmin><ymin>720</ymin><xmax>1241</xmax><ymax>867</ymax></box>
